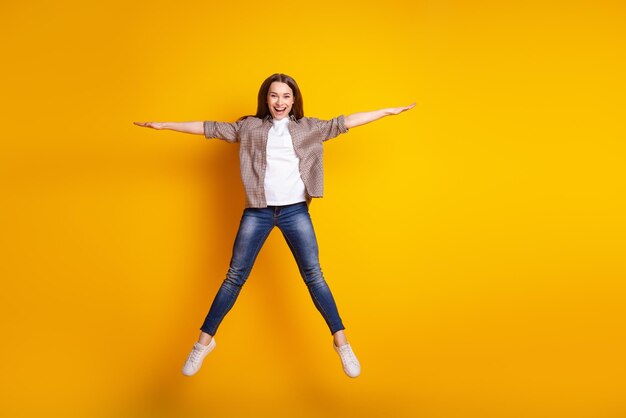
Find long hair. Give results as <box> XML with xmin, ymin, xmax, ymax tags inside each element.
<box><xmin>238</xmin><ymin>73</ymin><xmax>304</xmax><ymax>121</ymax></box>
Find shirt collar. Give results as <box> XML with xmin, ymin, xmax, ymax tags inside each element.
<box><xmin>264</xmin><ymin>114</ymin><xmax>298</xmax><ymax>122</ymax></box>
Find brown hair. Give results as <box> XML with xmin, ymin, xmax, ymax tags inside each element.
<box><xmin>238</xmin><ymin>73</ymin><xmax>304</xmax><ymax>121</ymax></box>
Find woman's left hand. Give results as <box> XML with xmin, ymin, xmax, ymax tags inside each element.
<box><xmin>388</xmin><ymin>103</ymin><xmax>417</xmax><ymax>115</ymax></box>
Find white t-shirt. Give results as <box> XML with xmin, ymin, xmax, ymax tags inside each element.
<box><xmin>264</xmin><ymin>117</ymin><xmax>307</xmax><ymax>205</ymax></box>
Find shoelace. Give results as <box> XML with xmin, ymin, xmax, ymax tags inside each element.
<box><xmin>188</xmin><ymin>345</ymin><xmax>204</xmax><ymax>365</ymax></box>
<box><xmin>338</xmin><ymin>345</ymin><xmax>359</xmax><ymax>366</ymax></box>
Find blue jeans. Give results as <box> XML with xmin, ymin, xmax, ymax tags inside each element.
<box><xmin>200</xmin><ymin>201</ymin><xmax>345</xmax><ymax>336</ymax></box>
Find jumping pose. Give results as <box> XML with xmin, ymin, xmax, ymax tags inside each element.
<box><xmin>134</xmin><ymin>73</ymin><xmax>415</xmax><ymax>378</ymax></box>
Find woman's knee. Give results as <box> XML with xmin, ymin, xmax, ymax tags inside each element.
<box><xmin>301</xmin><ymin>263</ymin><xmax>326</xmax><ymax>287</ymax></box>
<box><xmin>223</xmin><ymin>265</ymin><xmax>250</xmax><ymax>289</ymax></box>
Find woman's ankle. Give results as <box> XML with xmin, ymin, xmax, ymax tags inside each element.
<box><xmin>198</xmin><ymin>331</ymin><xmax>213</xmax><ymax>346</ymax></box>
<box><xmin>333</xmin><ymin>330</ymin><xmax>348</xmax><ymax>347</ymax></box>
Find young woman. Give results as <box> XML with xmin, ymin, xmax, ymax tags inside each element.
<box><xmin>134</xmin><ymin>73</ymin><xmax>415</xmax><ymax>378</ymax></box>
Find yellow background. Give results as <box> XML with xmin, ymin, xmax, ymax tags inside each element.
<box><xmin>1</xmin><ymin>1</ymin><xmax>625</xmax><ymax>417</ymax></box>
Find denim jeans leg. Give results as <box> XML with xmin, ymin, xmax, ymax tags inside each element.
<box><xmin>200</xmin><ymin>208</ymin><xmax>274</xmax><ymax>336</ymax></box>
<box><xmin>277</xmin><ymin>203</ymin><xmax>345</xmax><ymax>334</ymax></box>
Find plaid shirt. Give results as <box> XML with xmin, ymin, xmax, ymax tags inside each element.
<box><xmin>204</xmin><ymin>114</ymin><xmax>349</xmax><ymax>208</ymax></box>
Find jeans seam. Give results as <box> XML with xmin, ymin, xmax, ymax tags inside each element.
<box><xmin>281</xmin><ymin>222</ymin><xmax>332</xmax><ymax>326</ymax></box>
<box><xmin>208</xmin><ymin>218</ymin><xmax>274</xmax><ymax>335</ymax></box>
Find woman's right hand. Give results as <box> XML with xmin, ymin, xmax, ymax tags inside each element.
<box><xmin>133</xmin><ymin>121</ymin><xmax>164</xmax><ymax>129</ymax></box>
<box><xmin>133</xmin><ymin>121</ymin><xmax>204</xmax><ymax>134</ymax></box>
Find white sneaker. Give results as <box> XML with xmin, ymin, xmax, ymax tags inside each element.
<box><xmin>333</xmin><ymin>342</ymin><xmax>361</xmax><ymax>378</ymax></box>
<box><xmin>182</xmin><ymin>339</ymin><xmax>216</xmax><ymax>376</ymax></box>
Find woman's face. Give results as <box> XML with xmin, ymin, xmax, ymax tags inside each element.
<box><xmin>267</xmin><ymin>81</ymin><xmax>294</xmax><ymax>120</ymax></box>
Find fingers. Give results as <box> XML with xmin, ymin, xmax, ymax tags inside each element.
<box><xmin>397</xmin><ymin>103</ymin><xmax>416</xmax><ymax>113</ymax></box>
<box><xmin>133</xmin><ymin>121</ymin><xmax>153</xmax><ymax>128</ymax></box>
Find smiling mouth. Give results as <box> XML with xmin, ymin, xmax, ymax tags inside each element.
<box><xmin>274</xmin><ymin>107</ymin><xmax>287</xmax><ymax>112</ymax></box>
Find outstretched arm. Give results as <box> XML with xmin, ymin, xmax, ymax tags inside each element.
<box><xmin>133</xmin><ymin>121</ymin><xmax>204</xmax><ymax>134</ymax></box>
<box><xmin>344</xmin><ymin>103</ymin><xmax>416</xmax><ymax>129</ymax></box>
